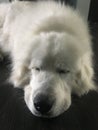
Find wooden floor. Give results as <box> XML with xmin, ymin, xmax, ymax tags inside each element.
<box><xmin>0</xmin><ymin>23</ymin><xmax>98</xmax><ymax>130</ymax></box>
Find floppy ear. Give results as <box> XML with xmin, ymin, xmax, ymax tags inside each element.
<box><xmin>73</xmin><ymin>53</ymin><xmax>96</xmax><ymax>96</ymax></box>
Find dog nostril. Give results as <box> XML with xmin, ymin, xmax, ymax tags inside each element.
<box><xmin>34</xmin><ymin>94</ymin><xmax>54</xmax><ymax>114</ymax></box>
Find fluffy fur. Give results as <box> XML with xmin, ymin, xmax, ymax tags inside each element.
<box><xmin>0</xmin><ymin>0</ymin><xmax>96</xmax><ymax>118</ymax></box>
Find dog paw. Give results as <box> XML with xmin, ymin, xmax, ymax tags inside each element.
<box><xmin>9</xmin><ymin>65</ymin><xmax>30</xmax><ymax>88</ymax></box>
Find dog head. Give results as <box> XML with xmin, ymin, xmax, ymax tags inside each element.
<box><xmin>10</xmin><ymin>32</ymin><xmax>95</xmax><ymax>118</ymax></box>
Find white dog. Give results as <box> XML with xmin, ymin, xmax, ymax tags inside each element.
<box><xmin>0</xmin><ymin>0</ymin><xmax>96</xmax><ymax>118</ymax></box>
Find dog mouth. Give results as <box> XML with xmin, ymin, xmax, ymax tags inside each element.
<box><xmin>33</xmin><ymin>110</ymin><xmax>54</xmax><ymax>118</ymax></box>
<box><xmin>25</xmin><ymin>98</ymin><xmax>70</xmax><ymax>118</ymax></box>
<box><xmin>32</xmin><ymin>101</ymin><xmax>70</xmax><ymax>118</ymax></box>
<box><xmin>24</xmin><ymin>84</ymin><xmax>71</xmax><ymax>118</ymax></box>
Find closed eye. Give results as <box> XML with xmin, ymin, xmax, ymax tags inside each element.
<box><xmin>56</xmin><ymin>68</ymin><xmax>70</xmax><ymax>74</ymax></box>
<box><xmin>32</xmin><ymin>67</ymin><xmax>41</xmax><ymax>71</ymax></box>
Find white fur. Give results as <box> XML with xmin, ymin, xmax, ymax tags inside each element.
<box><xmin>0</xmin><ymin>1</ymin><xmax>96</xmax><ymax>118</ymax></box>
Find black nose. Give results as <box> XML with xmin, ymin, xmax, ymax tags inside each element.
<box><xmin>34</xmin><ymin>94</ymin><xmax>54</xmax><ymax>114</ymax></box>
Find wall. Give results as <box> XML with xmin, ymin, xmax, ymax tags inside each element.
<box><xmin>0</xmin><ymin>0</ymin><xmax>8</xmax><ymax>2</ymax></box>
<box><xmin>77</xmin><ymin>0</ymin><xmax>91</xmax><ymax>20</ymax></box>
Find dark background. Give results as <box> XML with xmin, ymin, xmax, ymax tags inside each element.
<box><xmin>0</xmin><ymin>0</ymin><xmax>98</xmax><ymax>130</ymax></box>
<box><xmin>88</xmin><ymin>0</ymin><xmax>98</xmax><ymax>23</ymax></box>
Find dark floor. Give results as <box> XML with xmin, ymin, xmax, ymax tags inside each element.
<box><xmin>0</xmin><ymin>23</ymin><xmax>98</xmax><ymax>130</ymax></box>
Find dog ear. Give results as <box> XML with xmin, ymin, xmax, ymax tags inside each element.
<box><xmin>73</xmin><ymin>53</ymin><xmax>96</xmax><ymax>96</ymax></box>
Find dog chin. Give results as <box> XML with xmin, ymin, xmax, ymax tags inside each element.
<box><xmin>32</xmin><ymin>111</ymin><xmax>55</xmax><ymax>118</ymax></box>
<box><xmin>32</xmin><ymin>110</ymin><xmax>62</xmax><ymax>118</ymax></box>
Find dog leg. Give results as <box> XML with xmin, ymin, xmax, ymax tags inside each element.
<box><xmin>10</xmin><ymin>63</ymin><xmax>30</xmax><ymax>88</ymax></box>
<box><xmin>0</xmin><ymin>3</ymin><xmax>10</xmax><ymax>62</ymax></box>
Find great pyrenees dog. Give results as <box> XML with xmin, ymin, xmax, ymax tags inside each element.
<box><xmin>0</xmin><ymin>0</ymin><xmax>96</xmax><ymax>118</ymax></box>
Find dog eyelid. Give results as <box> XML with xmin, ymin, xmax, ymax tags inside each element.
<box><xmin>32</xmin><ymin>67</ymin><xmax>41</xmax><ymax>71</ymax></box>
<box><xmin>56</xmin><ymin>68</ymin><xmax>70</xmax><ymax>74</ymax></box>
<box><xmin>35</xmin><ymin>67</ymin><xmax>40</xmax><ymax>71</ymax></box>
